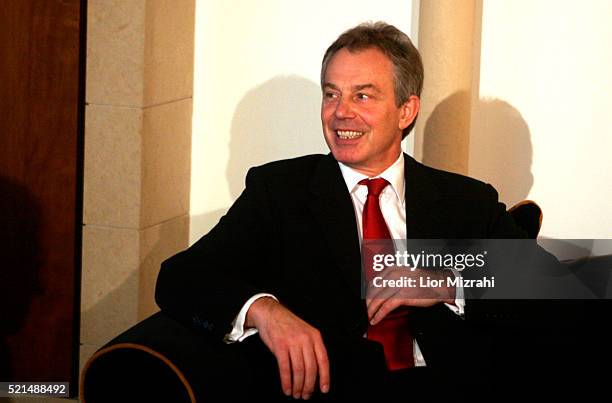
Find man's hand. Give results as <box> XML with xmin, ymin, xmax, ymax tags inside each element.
<box><xmin>366</xmin><ymin>267</ymin><xmax>456</xmax><ymax>325</ymax></box>
<box><xmin>246</xmin><ymin>297</ymin><xmax>330</xmax><ymax>400</ymax></box>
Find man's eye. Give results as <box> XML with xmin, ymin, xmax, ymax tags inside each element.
<box><xmin>356</xmin><ymin>93</ymin><xmax>370</xmax><ymax>100</ymax></box>
<box><xmin>324</xmin><ymin>92</ymin><xmax>338</xmax><ymax>99</ymax></box>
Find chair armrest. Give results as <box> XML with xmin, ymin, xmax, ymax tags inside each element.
<box><xmin>81</xmin><ymin>311</ymin><xmax>208</xmax><ymax>402</ymax></box>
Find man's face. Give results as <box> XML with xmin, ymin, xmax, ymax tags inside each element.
<box><xmin>321</xmin><ymin>47</ymin><xmax>418</xmax><ymax>176</ymax></box>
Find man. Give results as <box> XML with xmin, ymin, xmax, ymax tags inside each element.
<box><xmin>156</xmin><ymin>22</ymin><xmax>527</xmax><ymax>402</ymax></box>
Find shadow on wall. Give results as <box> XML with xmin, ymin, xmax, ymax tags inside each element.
<box><xmin>469</xmin><ymin>96</ymin><xmax>534</xmax><ymax>206</ymax></box>
<box><xmin>192</xmin><ymin>75</ymin><xmax>326</xmax><ymax>237</ymax></box>
<box><xmin>423</xmin><ymin>92</ymin><xmax>534</xmax><ymax>208</ymax></box>
<box><xmin>0</xmin><ymin>176</ymin><xmax>43</xmax><ymax>381</ymax></box>
<box><xmin>421</xmin><ymin>91</ymin><xmax>473</xmax><ymax>175</ymax></box>
<box><xmin>80</xmin><ymin>218</ymin><xmax>189</xmax><ymax>375</ymax></box>
<box><xmin>423</xmin><ymin>93</ymin><xmax>609</xmax><ymax>292</ymax></box>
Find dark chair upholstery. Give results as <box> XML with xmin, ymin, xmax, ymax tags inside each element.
<box><xmin>81</xmin><ymin>312</ymin><xmax>203</xmax><ymax>402</ymax></box>
<box><xmin>508</xmin><ymin>200</ymin><xmax>542</xmax><ymax>239</ymax></box>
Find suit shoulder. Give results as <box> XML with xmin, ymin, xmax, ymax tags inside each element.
<box><xmin>414</xmin><ymin>159</ymin><xmax>497</xmax><ymax>199</ymax></box>
<box><xmin>247</xmin><ymin>154</ymin><xmax>326</xmax><ymax>183</ymax></box>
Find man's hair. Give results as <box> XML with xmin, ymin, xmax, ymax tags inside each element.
<box><xmin>321</xmin><ymin>21</ymin><xmax>424</xmax><ymax>139</ymax></box>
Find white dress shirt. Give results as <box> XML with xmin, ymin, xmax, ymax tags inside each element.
<box><xmin>225</xmin><ymin>154</ymin><xmax>465</xmax><ymax>367</ymax></box>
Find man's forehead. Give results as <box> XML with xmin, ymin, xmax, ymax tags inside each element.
<box><xmin>323</xmin><ymin>48</ymin><xmax>393</xmax><ymax>88</ymax></box>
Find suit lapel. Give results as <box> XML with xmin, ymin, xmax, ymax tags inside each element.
<box><xmin>404</xmin><ymin>154</ymin><xmax>444</xmax><ymax>238</ymax></box>
<box><xmin>307</xmin><ymin>154</ymin><xmax>446</xmax><ymax>297</ymax></box>
<box><xmin>308</xmin><ymin>154</ymin><xmax>362</xmax><ymax>298</ymax></box>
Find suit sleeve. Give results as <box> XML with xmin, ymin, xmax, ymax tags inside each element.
<box><xmin>155</xmin><ymin>167</ymin><xmax>281</xmax><ymax>341</ymax></box>
<box><xmin>412</xmin><ymin>183</ymin><xmax>528</xmax><ymax>368</ymax></box>
<box><xmin>483</xmin><ymin>184</ymin><xmax>529</xmax><ymax>238</ymax></box>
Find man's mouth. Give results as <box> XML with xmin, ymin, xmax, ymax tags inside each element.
<box><xmin>336</xmin><ymin>130</ymin><xmax>365</xmax><ymax>139</ymax></box>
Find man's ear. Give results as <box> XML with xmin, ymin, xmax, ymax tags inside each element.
<box><xmin>398</xmin><ymin>95</ymin><xmax>420</xmax><ymax>131</ymax></box>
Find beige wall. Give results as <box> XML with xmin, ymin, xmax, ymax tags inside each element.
<box><xmin>80</xmin><ymin>0</ymin><xmax>195</xmax><ymax>389</ymax></box>
<box><xmin>471</xmin><ymin>0</ymin><xmax>612</xmax><ymax>239</ymax></box>
<box><xmin>417</xmin><ymin>0</ymin><xmax>612</xmax><ymax>241</ymax></box>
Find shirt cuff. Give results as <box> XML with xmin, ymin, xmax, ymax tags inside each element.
<box><xmin>444</xmin><ymin>268</ymin><xmax>465</xmax><ymax>317</ymax></box>
<box><xmin>223</xmin><ymin>293</ymin><xmax>278</xmax><ymax>344</ymax></box>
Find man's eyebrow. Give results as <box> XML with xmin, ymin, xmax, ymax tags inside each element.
<box><xmin>353</xmin><ymin>84</ymin><xmax>380</xmax><ymax>92</ymax></box>
<box><xmin>322</xmin><ymin>83</ymin><xmax>381</xmax><ymax>92</ymax></box>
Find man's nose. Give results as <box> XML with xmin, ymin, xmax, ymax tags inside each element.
<box><xmin>335</xmin><ymin>97</ymin><xmax>355</xmax><ymax>119</ymax></box>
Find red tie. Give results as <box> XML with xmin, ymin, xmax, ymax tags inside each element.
<box><xmin>360</xmin><ymin>178</ymin><xmax>414</xmax><ymax>370</ymax></box>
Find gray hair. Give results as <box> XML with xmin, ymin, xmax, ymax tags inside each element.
<box><xmin>321</xmin><ymin>21</ymin><xmax>424</xmax><ymax>138</ymax></box>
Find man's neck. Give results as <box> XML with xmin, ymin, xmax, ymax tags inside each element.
<box><xmin>338</xmin><ymin>152</ymin><xmax>404</xmax><ymax>178</ymax></box>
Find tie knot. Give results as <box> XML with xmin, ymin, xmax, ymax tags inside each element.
<box><xmin>359</xmin><ymin>178</ymin><xmax>389</xmax><ymax>197</ymax></box>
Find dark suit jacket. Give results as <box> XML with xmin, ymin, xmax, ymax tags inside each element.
<box><xmin>155</xmin><ymin>153</ymin><xmax>528</xmax><ymax>371</ymax></box>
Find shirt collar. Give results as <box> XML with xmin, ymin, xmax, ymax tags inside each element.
<box><xmin>338</xmin><ymin>153</ymin><xmax>405</xmax><ymax>206</ymax></box>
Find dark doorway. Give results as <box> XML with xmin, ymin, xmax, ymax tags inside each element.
<box><xmin>0</xmin><ymin>0</ymin><xmax>85</xmax><ymax>396</ymax></box>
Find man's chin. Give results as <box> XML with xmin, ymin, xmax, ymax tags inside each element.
<box><xmin>332</xmin><ymin>153</ymin><xmax>364</xmax><ymax>169</ymax></box>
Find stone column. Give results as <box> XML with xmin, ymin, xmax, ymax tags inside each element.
<box><xmin>414</xmin><ymin>0</ymin><xmax>479</xmax><ymax>175</ymax></box>
<box><xmin>81</xmin><ymin>0</ymin><xmax>195</xmax><ymax>377</ymax></box>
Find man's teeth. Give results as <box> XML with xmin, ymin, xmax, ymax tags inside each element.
<box><xmin>336</xmin><ymin>130</ymin><xmax>364</xmax><ymax>139</ymax></box>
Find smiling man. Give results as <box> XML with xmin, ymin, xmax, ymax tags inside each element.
<box><xmin>156</xmin><ymin>22</ymin><xmax>526</xmax><ymax>402</ymax></box>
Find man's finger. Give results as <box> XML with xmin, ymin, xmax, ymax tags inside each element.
<box><xmin>314</xmin><ymin>339</ymin><xmax>330</xmax><ymax>394</ymax></box>
<box><xmin>276</xmin><ymin>349</ymin><xmax>292</xmax><ymax>396</ymax></box>
<box><xmin>302</xmin><ymin>344</ymin><xmax>317</xmax><ymax>399</ymax></box>
<box><xmin>366</xmin><ymin>275</ymin><xmax>399</xmax><ymax>302</ymax></box>
<box><xmin>365</xmin><ymin>283</ymin><xmax>383</xmax><ymax>302</ymax></box>
<box><xmin>371</xmin><ymin>298</ymin><xmax>401</xmax><ymax>325</ymax></box>
<box><xmin>289</xmin><ymin>345</ymin><xmax>305</xmax><ymax>399</ymax></box>
<box><xmin>366</xmin><ymin>296</ymin><xmax>385</xmax><ymax>321</ymax></box>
